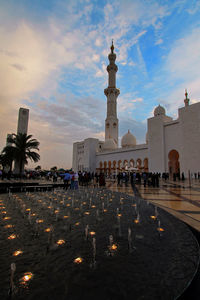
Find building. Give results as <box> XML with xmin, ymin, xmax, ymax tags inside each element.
<box><xmin>17</xmin><ymin>107</ymin><xmax>29</xmax><ymax>135</ymax></box>
<box><xmin>14</xmin><ymin>107</ymin><xmax>29</xmax><ymax>173</ymax></box>
<box><xmin>72</xmin><ymin>43</ymin><xmax>200</xmax><ymax>177</ymax></box>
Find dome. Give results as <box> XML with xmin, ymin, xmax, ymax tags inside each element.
<box><xmin>103</xmin><ymin>138</ymin><xmax>117</xmax><ymax>150</ymax></box>
<box><xmin>121</xmin><ymin>130</ymin><xmax>136</xmax><ymax>148</ymax></box>
<box><xmin>154</xmin><ymin>104</ymin><xmax>166</xmax><ymax>116</ymax></box>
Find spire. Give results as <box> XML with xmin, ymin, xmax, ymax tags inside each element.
<box><xmin>111</xmin><ymin>40</ymin><xmax>114</xmax><ymax>53</ymax></box>
<box><xmin>185</xmin><ymin>89</ymin><xmax>188</xmax><ymax>99</ymax></box>
<box><xmin>184</xmin><ymin>89</ymin><xmax>190</xmax><ymax>107</ymax></box>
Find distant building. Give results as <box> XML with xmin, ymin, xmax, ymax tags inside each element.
<box><xmin>72</xmin><ymin>43</ymin><xmax>200</xmax><ymax>177</ymax></box>
<box><xmin>13</xmin><ymin>108</ymin><xmax>29</xmax><ymax>173</ymax></box>
<box><xmin>17</xmin><ymin>107</ymin><xmax>29</xmax><ymax>134</ymax></box>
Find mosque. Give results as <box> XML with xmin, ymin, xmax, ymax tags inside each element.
<box><xmin>72</xmin><ymin>43</ymin><xmax>200</xmax><ymax>177</ymax></box>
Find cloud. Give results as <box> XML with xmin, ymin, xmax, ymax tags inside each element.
<box><xmin>166</xmin><ymin>27</ymin><xmax>200</xmax><ymax>81</ymax></box>
<box><xmin>186</xmin><ymin>1</ymin><xmax>200</xmax><ymax>14</ymax></box>
<box><xmin>23</xmin><ymin>92</ymin><xmax>106</xmax><ymax>168</ymax></box>
<box><xmin>162</xmin><ymin>27</ymin><xmax>200</xmax><ymax>115</ymax></box>
<box><xmin>10</xmin><ymin>63</ymin><xmax>26</xmax><ymax>71</ymax></box>
<box><xmin>92</xmin><ymin>54</ymin><xmax>100</xmax><ymax>62</ymax></box>
<box><xmin>155</xmin><ymin>39</ymin><xmax>163</xmax><ymax>45</ymax></box>
<box><xmin>128</xmin><ymin>61</ymin><xmax>136</xmax><ymax>67</ymax></box>
<box><xmin>0</xmin><ymin>0</ymin><xmax>198</xmax><ymax>169</ymax></box>
<box><xmin>136</xmin><ymin>44</ymin><xmax>148</xmax><ymax>77</ymax></box>
<box><xmin>118</xmin><ymin>94</ymin><xmax>143</xmax><ymax>112</ymax></box>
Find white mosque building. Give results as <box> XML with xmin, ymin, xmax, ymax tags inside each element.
<box><xmin>72</xmin><ymin>43</ymin><xmax>200</xmax><ymax>177</ymax></box>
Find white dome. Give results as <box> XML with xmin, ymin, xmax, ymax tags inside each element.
<box><xmin>121</xmin><ymin>130</ymin><xmax>136</xmax><ymax>148</ymax></box>
<box><xmin>103</xmin><ymin>138</ymin><xmax>117</xmax><ymax>150</ymax></box>
<box><xmin>154</xmin><ymin>104</ymin><xmax>166</xmax><ymax>116</ymax></box>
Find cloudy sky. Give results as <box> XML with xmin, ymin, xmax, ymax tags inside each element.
<box><xmin>0</xmin><ymin>0</ymin><xmax>200</xmax><ymax>170</ymax></box>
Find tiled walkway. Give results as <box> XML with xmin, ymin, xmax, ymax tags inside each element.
<box><xmin>107</xmin><ymin>178</ymin><xmax>200</xmax><ymax>232</ymax></box>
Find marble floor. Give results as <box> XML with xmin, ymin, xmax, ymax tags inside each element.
<box><xmin>107</xmin><ymin>178</ymin><xmax>200</xmax><ymax>232</ymax></box>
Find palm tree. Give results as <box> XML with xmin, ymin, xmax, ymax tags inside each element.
<box><xmin>0</xmin><ymin>146</ymin><xmax>15</xmax><ymax>172</ymax></box>
<box><xmin>3</xmin><ymin>133</ymin><xmax>40</xmax><ymax>175</ymax></box>
<box><xmin>35</xmin><ymin>165</ymin><xmax>42</xmax><ymax>171</ymax></box>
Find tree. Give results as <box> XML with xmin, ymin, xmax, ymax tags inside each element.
<box><xmin>51</xmin><ymin>166</ymin><xmax>57</xmax><ymax>171</ymax></box>
<box><xmin>3</xmin><ymin>133</ymin><xmax>40</xmax><ymax>175</ymax></box>
<box><xmin>35</xmin><ymin>165</ymin><xmax>42</xmax><ymax>171</ymax></box>
<box><xmin>0</xmin><ymin>146</ymin><xmax>15</xmax><ymax>172</ymax></box>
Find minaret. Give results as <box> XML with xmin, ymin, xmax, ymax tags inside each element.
<box><xmin>184</xmin><ymin>89</ymin><xmax>190</xmax><ymax>107</ymax></box>
<box><xmin>104</xmin><ymin>41</ymin><xmax>120</xmax><ymax>146</ymax></box>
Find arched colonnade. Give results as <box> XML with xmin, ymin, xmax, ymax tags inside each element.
<box><xmin>97</xmin><ymin>158</ymin><xmax>148</xmax><ymax>174</ymax></box>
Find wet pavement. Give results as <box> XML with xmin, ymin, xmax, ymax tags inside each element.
<box><xmin>107</xmin><ymin>178</ymin><xmax>200</xmax><ymax>232</ymax></box>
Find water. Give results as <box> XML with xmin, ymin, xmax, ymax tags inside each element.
<box><xmin>0</xmin><ymin>187</ymin><xmax>199</xmax><ymax>300</ymax></box>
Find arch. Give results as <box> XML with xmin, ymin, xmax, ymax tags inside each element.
<box><xmin>129</xmin><ymin>159</ymin><xmax>134</xmax><ymax>168</ymax></box>
<box><xmin>113</xmin><ymin>160</ymin><xmax>117</xmax><ymax>169</ymax></box>
<box><xmin>123</xmin><ymin>160</ymin><xmax>129</xmax><ymax>170</ymax></box>
<box><xmin>107</xmin><ymin>161</ymin><xmax>112</xmax><ymax>175</ymax></box>
<box><xmin>168</xmin><ymin>150</ymin><xmax>180</xmax><ymax>175</ymax></box>
<box><xmin>136</xmin><ymin>158</ymin><xmax>142</xmax><ymax>169</ymax></box>
<box><xmin>99</xmin><ymin>161</ymin><xmax>103</xmax><ymax>169</ymax></box>
<box><xmin>104</xmin><ymin>161</ymin><xmax>107</xmax><ymax>170</ymax></box>
<box><xmin>143</xmin><ymin>158</ymin><xmax>148</xmax><ymax>172</ymax></box>
<box><xmin>118</xmin><ymin>160</ymin><xmax>122</xmax><ymax>170</ymax></box>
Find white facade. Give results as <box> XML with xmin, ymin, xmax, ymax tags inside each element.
<box><xmin>72</xmin><ymin>46</ymin><xmax>200</xmax><ymax>177</ymax></box>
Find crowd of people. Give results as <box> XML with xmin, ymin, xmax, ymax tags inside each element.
<box><xmin>116</xmin><ymin>171</ymin><xmax>161</xmax><ymax>187</ymax></box>
<box><xmin>61</xmin><ymin>171</ymin><xmax>106</xmax><ymax>190</ymax></box>
<box><xmin>59</xmin><ymin>170</ymin><xmax>200</xmax><ymax>190</ymax></box>
<box><xmin>0</xmin><ymin>168</ymin><xmax>200</xmax><ymax>191</ymax></box>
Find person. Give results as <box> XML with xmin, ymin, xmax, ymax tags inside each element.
<box><xmin>122</xmin><ymin>172</ymin><xmax>126</xmax><ymax>184</ymax></box>
<box><xmin>152</xmin><ymin>173</ymin><xmax>155</xmax><ymax>187</ymax></box>
<box><xmin>130</xmin><ymin>172</ymin><xmax>133</xmax><ymax>184</ymax></box>
<box><xmin>133</xmin><ymin>172</ymin><xmax>136</xmax><ymax>185</ymax></box>
<box><xmin>143</xmin><ymin>172</ymin><xmax>147</xmax><ymax>187</ymax></box>
<box><xmin>7</xmin><ymin>170</ymin><xmax>12</xmax><ymax>180</ymax></box>
<box><xmin>99</xmin><ymin>173</ymin><xmax>105</xmax><ymax>186</ymax></box>
<box><xmin>74</xmin><ymin>172</ymin><xmax>79</xmax><ymax>189</ymax></box>
<box><xmin>125</xmin><ymin>172</ymin><xmax>129</xmax><ymax>186</ymax></box>
<box><xmin>94</xmin><ymin>172</ymin><xmax>99</xmax><ymax>187</ymax></box>
<box><xmin>63</xmin><ymin>171</ymin><xmax>71</xmax><ymax>190</ymax></box>
<box><xmin>155</xmin><ymin>173</ymin><xmax>159</xmax><ymax>187</ymax></box>
<box><xmin>173</xmin><ymin>173</ymin><xmax>176</xmax><ymax>181</ymax></box>
<box><xmin>53</xmin><ymin>172</ymin><xmax>58</xmax><ymax>182</ymax></box>
<box><xmin>47</xmin><ymin>171</ymin><xmax>51</xmax><ymax>181</ymax></box>
<box><xmin>117</xmin><ymin>172</ymin><xmax>121</xmax><ymax>185</ymax></box>
<box><xmin>70</xmin><ymin>172</ymin><xmax>75</xmax><ymax>189</ymax></box>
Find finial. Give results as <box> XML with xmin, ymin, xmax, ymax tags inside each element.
<box><xmin>185</xmin><ymin>89</ymin><xmax>188</xmax><ymax>99</ymax></box>
<box><xmin>111</xmin><ymin>39</ymin><xmax>114</xmax><ymax>53</ymax></box>
<box><xmin>128</xmin><ymin>129</ymin><xmax>130</xmax><ymax>133</ymax></box>
<box><xmin>184</xmin><ymin>89</ymin><xmax>189</xmax><ymax>107</ymax></box>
